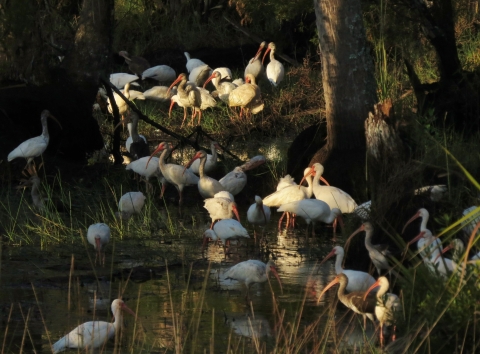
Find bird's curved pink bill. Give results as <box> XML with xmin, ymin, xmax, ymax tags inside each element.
<box><xmin>402</xmin><ymin>210</ymin><xmax>421</xmax><ymax>234</ymax></box>
<box><xmin>269</xmin><ymin>265</ymin><xmax>283</xmax><ymax>294</ymax></box>
<box><xmin>316</xmin><ymin>275</ymin><xmax>340</xmax><ymax>304</ymax></box>
<box><xmin>183</xmin><ymin>151</ymin><xmax>202</xmax><ymax>175</ymax></box>
<box><xmin>146</xmin><ymin>142</ymin><xmax>166</xmax><ymax>168</ymax></box>
<box><xmin>298</xmin><ymin>165</ymin><xmax>330</xmax><ymax>188</ymax></box>
<box><xmin>345</xmin><ymin>223</ymin><xmax>366</xmax><ymax>249</ymax></box>
<box><xmin>363</xmin><ymin>278</ymin><xmax>381</xmax><ymax>300</ymax></box>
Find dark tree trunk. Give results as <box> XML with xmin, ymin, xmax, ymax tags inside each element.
<box><xmin>406</xmin><ymin>0</ymin><xmax>480</xmax><ymax>134</ymax></box>
<box><xmin>296</xmin><ymin>0</ymin><xmax>377</xmax><ymax>194</ymax></box>
<box><xmin>0</xmin><ymin>0</ymin><xmax>113</xmax><ymax>168</ymax></box>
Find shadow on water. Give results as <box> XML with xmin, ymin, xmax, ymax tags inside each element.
<box><xmin>0</xmin><ymin>139</ymin><xmax>378</xmax><ymax>353</ymax></box>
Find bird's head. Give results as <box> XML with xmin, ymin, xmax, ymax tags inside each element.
<box><xmin>316</xmin><ymin>274</ymin><xmax>344</xmax><ymax>304</ymax></box>
<box><xmin>183</xmin><ymin>150</ymin><xmax>206</xmax><ymax>175</ymax></box>
<box><xmin>168</xmin><ymin>73</ymin><xmax>187</xmax><ymax>94</ymax></box>
<box><xmin>146</xmin><ymin>142</ymin><xmax>168</xmax><ymax>168</ymax></box>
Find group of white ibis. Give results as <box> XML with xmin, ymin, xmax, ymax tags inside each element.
<box><xmin>315</xmin><ymin>203</ymin><xmax>480</xmax><ymax>347</ymax></box>
<box><xmin>103</xmin><ymin>43</ymin><xmax>285</xmax><ymax>128</ymax></box>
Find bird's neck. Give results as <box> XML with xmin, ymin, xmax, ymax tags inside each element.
<box><xmin>198</xmin><ymin>156</ymin><xmax>207</xmax><ymax>177</ymax></box>
<box><xmin>336</xmin><ymin>281</ymin><xmax>348</xmax><ymax>302</ymax></box>
<box><xmin>41</xmin><ymin>118</ymin><xmax>49</xmax><ymax>139</ymax></box>
<box><xmin>210</xmin><ymin>144</ymin><xmax>217</xmax><ymax>161</ymax></box>
<box><xmin>130</xmin><ymin>119</ymin><xmax>140</xmax><ymax>142</ymax></box>
<box><xmin>364</xmin><ymin>231</ymin><xmax>374</xmax><ymax>249</ymax></box>
<box><xmin>159</xmin><ymin>147</ymin><xmax>169</xmax><ymax>169</ymax></box>
<box><xmin>334</xmin><ymin>254</ymin><xmax>344</xmax><ymax>274</ymax></box>
<box><xmin>420</xmin><ymin>216</ymin><xmax>428</xmax><ymax>231</ymax></box>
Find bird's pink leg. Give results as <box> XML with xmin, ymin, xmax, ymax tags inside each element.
<box><xmin>380</xmin><ymin>323</ymin><xmax>384</xmax><ymax>347</ymax></box>
<box><xmin>286</xmin><ymin>212</ymin><xmax>291</xmax><ymax>228</ymax></box>
<box><xmin>392</xmin><ymin>325</ymin><xmax>397</xmax><ymax>342</ymax></box>
<box><xmin>178</xmin><ymin>190</ymin><xmax>183</xmax><ymax>205</ymax></box>
<box><xmin>197</xmin><ymin>111</ymin><xmax>202</xmax><ymax>126</ymax></box>
<box><xmin>160</xmin><ymin>183</ymin><xmax>166</xmax><ymax>199</ymax></box>
<box><xmin>201</xmin><ymin>237</ymin><xmax>209</xmax><ymax>253</ymax></box>
<box><xmin>278</xmin><ymin>212</ymin><xmax>286</xmax><ymax>230</ymax></box>
<box><xmin>181</xmin><ymin>108</ymin><xmax>188</xmax><ymax>128</ymax></box>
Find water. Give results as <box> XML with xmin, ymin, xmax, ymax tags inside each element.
<box><xmin>0</xmin><ymin>139</ymin><xmax>378</xmax><ymax>353</ymax></box>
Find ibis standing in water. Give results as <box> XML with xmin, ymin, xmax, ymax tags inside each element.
<box><xmin>87</xmin><ymin>223</ymin><xmax>111</xmax><ymax>266</ymax></box>
<box><xmin>147</xmin><ymin>142</ymin><xmax>199</xmax><ymax>204</ymax></box>
<box><xmin>204</xmin><ymin>191</ymin><xmax>240</xmax><ymax>229</ymax></box>
<box><xmin>247</xmin><ymin>195</ymin><xmax>271</xmax><ymax>239</ymax></box>
<box><xmin>185</xmin><ymin>150</ymin><xmax>225</xmax><ymax>199</ymax></box>
<box><xmin>8</xmin><ymin>110</ymin><xmax>62</xmax><ymax>168</ymax></box>
<box><xmin>346</xmin><ymin>222</ymin><xmax>392</xmax><ymax>276</ymax></box>
<box><xmin>363</xmin><ymin>276</ymin><xmax>402</xmax><ymax>347</ymax></box>
<box><xmin>203</xmin><ymin>219</ymin><xmax>249</xmax><ymax>257</ymax></box>
<box><xmin>223</xmin><ymin>259</ymin><xmax>282</xmax><ymax>299</ymax></box>
<box><xmin>317</xmin><ymin>273</ymin><xmax>376</xmax><ymax>328</ymax></box>
<box><xmin>320</xmin><ymin>246</ymin><xmax>376</xmax><ymax>292</ymax></box>
<box><xmin>51</xmin><ymin>299</ymin><xmax>136</xmax><ymax>353</ymax></box>
<box><xmin>278</xmin><ymin>200</ymin><xmax>343</xmax><ymax>237</ymax></box>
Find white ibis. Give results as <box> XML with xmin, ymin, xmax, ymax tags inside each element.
<box><xmin>278</xmin><ymin>200</ymin><xmax>343</xmax><ymax>237</ymax></box>
<box><xmin>219</xmin><ymin>155</ymin><xmax>266</xmax><ymax>196</ymax></box>
<box><xmin>109</xmin><ymin>73</ymin><xmax>139</xmax><ymax>89</ymax></box>
<box><xmin>228</xmin><ymin>74</ymin><xmax>264</xmax><ymax>117</ymax></box>
<box><xmin>184</xmin><ymin>150</ymin><xmax>225</xmax><ymax>199</ymax></box>
<box><xmin>169</xmin><ymin>94</ymin><xmax>189</xmax><ymax>124</ymax></box>
<box><xmin>244</xmin><ymin>42</ymin><xmax>266</xmax><ymax>81</ymax></box>
<box><xmin>262</xmin><ymin>42</ymin><xmax>284</xmax><ymax>87</ymax></box>
<box><xmin>232</xmin><ymin>78</ymin><xmax>245</xmax><ymax>87</ymax></box>
<box><xmin>144</xmin><ymin>85</ymin><xmax>176</xmax><ymax>103</ymax></box>
<box><xmin>364</xmin><ymin>276</ymin><xmax>402</xmax><ymax>346</ymax></box>
<box><xmin>204</xmin><ymin>191</ymin><xmax>240</xmax><ymax>228</ymax></box>
<box><xmin>203</xmin><ymin>219</ymin><xmax>249</xmax><ymax>256</ymax></box>
<box><xmin>184</xmin><ymin>52</ymin><xmax>206</xmax><ymax>73</ymax></box>
<box><xmin>87</xmin><ymin>223</ymin><xmax>110</xmax><ymax>266</ymax></box>
<box><xmin>223</xmin><ymin>259</ymin><xmax>282</xmax><ymax>299</ymax></box>
<box><xmin>107</xmin><ymin>82</ymin><xmax>145</xmax><ymax>118</ymax></box>
<box><xmin>407</xmin><ymin>230</ymin><xmax>455</xmax><ymax>277</ymax></box>
<box><xmin>192</xmin><ymin>86</ymin><xmax>217</xmax><ymax>125</ymax></box>
<box><xmin>168</xmin><ymin>73</ymin><xmax>203</xmax><ymax>126</ymax></box>
<box><xmin>147</xmin><ymin>142</ymin><xmax>199</xmax><ymax>204</ymax></box>
<box><xmin>219</xmin><ymin>167</ymin><xmax>246</xmax><ymax>195</ymax></box>
<box><xmin>125</xmin><ymin>156</ymin><xmax>166</xmax><ymax>196</ymax></box>
<box><xmin>317</xmin><ymin>273</ymin><xmax>376</xmax><ymax>328</ymax></box>
<box><xmin>263</xmin><ymin>167</ymin><xmax>314</xmax><ymax>229</ymax></box>
<box><xmin>276</xmin><ymin>174</ymin><xmax>296</xmax><ymax>191</ymax></box>
<box><xmin>403</xmin><ymin>208</ymin><xmax>443</xmax><ymax>257</ymax></box>
<box><xmin>120</xmin><ymin>111</ymin><xmax>149</xmax><ymax>160</ymax></box>
<box><xmin>188</xmin><ymin>141</ymin><xmax>221</xmax><ymax>175</ymax></box>
<box><xmin>203</xmin><ymin>71</ymin><xmax>237</xmax><ymax>103</ymax></box>
<box><xmin>51</xmin><ymin>299</ymin><xmax>136</xmax><ymax>354</ymax></box>
<box><xmin>445</xmin><ymin>238</ymin><xmax>480</xmax><ymax>263</ymax></box>
<box><xmin>189</xmin><ymin>64</ymin><xmax>212</xmax><ymax>87</ymax></box>
<box><xmin>142</xmin><ymin>65</ymin><xmax>176</xmax><ymax>83</ymax></box>
<box><xmin>8</xmin><ymin>110</ymin><xmax>62</xmax><ymax>167</ymax></box>
<box><xmin>346</xmin><ymin>222</ymin><xmax>392</xmax><ymax>275</ymax></box>
<box><xmin>212</xmin><ymin>67</ymin><xmax>232</xmax><ymax>81</ymax></box>
<box><xmin>320</xmin><ymin>246</ymin><xmax>376</xmax><ymax>292</ymax></box>
<box><xmin>119</xmin><ymin>50</ymin><xmax>150</xmax><ymax>77</ymax></box>
<box><xmin>115</xmin><ymin>191</ymin><xmax>146</xmax><ymax>220</ymax></box>
<box><xmin>247</xmin><ymin>196</ymin><xmax>271</xmax><ymax>235</ymax></box>
<box><xmin>304</xmin><ymin>163</ymin><xmax>358</xmax><ymax>213</ymax></box>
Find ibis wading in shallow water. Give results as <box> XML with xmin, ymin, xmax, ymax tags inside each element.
<box><xmin>320</xmin><ymin>246</ymin><xmax>376</xmax><ymax>292</ymax></box>
<box><xmin>87</xmin><ymin>223</ymin><xmax>111</xmax><ymax>266</ymax></box>
<box><xmin>51</xmin><ymin>299</ymin><xmax>136</xmax><ymax>353</ymax></box>
<box><xmin>203</xmin><ymin>218</ymin><xmax>249</xmax><ymax>256</ymax></box>
<box><xmin>223</xmin><ymin>259</ymin><xmax>282</xmax><ymax>299</ymax></box>
<box><xmin>317</xmin><ymin>273</ymin><xmax>376</xmax><ymax>328</ymax></box>
<box><xmin>8</xmin><ymin>110</ymin><xmax>62</xmax><ymax>168</ymax></box>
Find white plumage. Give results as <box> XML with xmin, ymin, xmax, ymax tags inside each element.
<box><xmin>204</xmin><ymin>191</ymin><xmax>240</xmax><ymax>228</ymax></box>
<box><xmin>51</xmin><ymin>299</ymin><xmax>135</xmax><ymax>353</ymax></box>
<box><xmin>244</xmin><ymin>42</ymin><xmax>266</xmax><ymax>81</ymax></box>
<box><xmin>223</xmin><ymin>259</ymin><xmax>282</xmax><ymax>297</ymax></box>
<box><xmin>144</xmin><ymin>85</ymin><xmax>177</xmax><ymax>103</ymax></box>
<box><xmin>188</xmin><ymin>141</ymin><xmax>220</xmax><ymax>175</ymax></box>
<box><xmin>320</xmin><ymin>246</ymin><xmax>376</xmax><ymax>293</ymax></box>
<box><xmin>247</xmin><ymin>196</ymin><xmax>271</xmax><ymax>227</ymax></box>
<box><xmin>8</xmin><ymin>110</ymin><xmax>61</xmax><ymax>165</ymax></box>
<box><xmin>142</xmin><ymin>65</ymin><xmax>176</xmax><ymax>82</ymax></box>
<box><xmin>184</xmin><ymin>52</ymin><xmax>205</xmax><ymax>73</ymax></box>
<box><xmin>116</xmin><ymin>191</ymin><xmax>146</xmax><ymax>220</ymax></box>
<box><xmin>278</xmin><ymin>199</ymin><xmax>342</xmax><ymax>236</ymax></box>
<box><xmin>87</xmin><ymin>223</ymin><xmax>111</xmax><ymax>266</ymax></box>
<box><xmin>309</xmin><ymin>163</ymin><xmax>358</xmax><ymax>213</ymax></box>
<box><xmin>185</xmin><ymin>150</ymin><xmax>225</xmax><ymax>199</ymax></box>
<box><xmin>262</xmin><ymin>42</ymin><xmax>284</xmax><ymax>87</ymax></box>
<box><xmin>219</xmin><ymin>167</ymin><xmax>247</xmax><ymax>196</ymax></box>
<box><xmin>203</xmin><ymin>219</ymin><xmax>249</xmax><ymax>256</ymax></box>
<box><xmin>109</xmin><ymin>73</ymin><xmax>139</xmax><ymax>88</ymax></box>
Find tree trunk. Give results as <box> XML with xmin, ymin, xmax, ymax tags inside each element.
<box><xmin>307</xmin><ymin>0</ymin><xmax>377</xmax><ymax>193</ymax></box>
